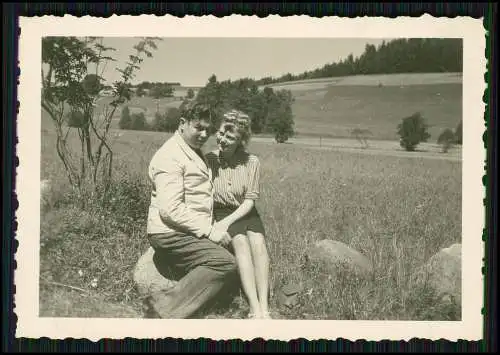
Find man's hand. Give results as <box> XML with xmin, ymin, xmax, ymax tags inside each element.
<box><xmin>208</xmin><ymin>225</ymin><xmax>232</xmax><ymax>247</ymax></box>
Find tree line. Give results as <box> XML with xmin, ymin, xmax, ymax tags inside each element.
<box><xmin>120</xmin><ymin>74</ymin><xmax>296</xmax><ymax>143</ymax></box>
<box><xmin>254</xmin><ymin>38</ymin><xmax>463</xmax><ymax>85</ymax></box>
<box><xmin>101</xmin><ymin>81</ymin><xmax>196</xmax><ymax>100</ymax></box>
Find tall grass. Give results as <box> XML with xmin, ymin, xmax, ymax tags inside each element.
<box><xmin>40</xmin><ymin>127</ymin><xmax>461</xmax><ymax>320</ymax></box>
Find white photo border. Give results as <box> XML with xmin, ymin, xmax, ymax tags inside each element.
<box><xmin>15</xmin><ymin>14</ymin><xmax>486</xmax><ymax>342</ymax></box>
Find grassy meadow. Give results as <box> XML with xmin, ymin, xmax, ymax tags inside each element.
<box><xmin>40</xmin><ymin>111</ymin><xmax>462</xmax><ymax>320</ymax></box>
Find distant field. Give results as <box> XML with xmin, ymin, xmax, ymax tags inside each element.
<box><xmin>260</xmin><ymin>73</ymin><xmax>462</xmax><ymax>141</ymax></box>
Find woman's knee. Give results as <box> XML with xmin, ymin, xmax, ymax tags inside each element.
<box><xmin>247</xmin><ymin>232</ymin><xmax>269</xmax><ymax>254</ymax></box>
<box><xmin>231</xmin><ymin>233</ymin><xmax>250</xmax><ymax>248</ymax></box>
<box><xmin>247</xmin><ymin>231</ymin><xmax>266</xmax><ymax>245</ymax></box>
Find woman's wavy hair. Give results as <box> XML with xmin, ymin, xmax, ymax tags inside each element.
<box><xmin>218</xmin><ymin>109</ymin><xmax>252</xmax><ymax>151</ymax></box>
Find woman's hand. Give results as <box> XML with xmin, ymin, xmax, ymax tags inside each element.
<box><xmin>214</xmin><ymin>219</ymin><xmax>231</xmax><ymax>233</ymax></box>
<box><xmin>208</xmin><ymin>225</ymin><xmax>232</xmax><ymax>247</ymax></box>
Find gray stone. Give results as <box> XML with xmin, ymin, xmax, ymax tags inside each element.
<box><xmin>305</xmin><ymin>239</ymin><xmax>373</xmax><ymax>277</ymax></box>
<box><xmin>413</xmin><ymin>243</ymin><xmax>461</xmax><ymax>304</ymax></box>
<box><xmin>276</xmin><ymin>282</ymin><xmax>304</xmax><ymax>310</ymax></box>
<box><xmin>133</xmin><ymin>247</ymin><xmax>178</xmax><ymax>296</ymax></box>
<box><xmin>133</xmin><ymin>247</ymin><xmax>178</xmax><ymax>317</ymax></box>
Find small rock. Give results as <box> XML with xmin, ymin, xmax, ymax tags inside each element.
<box><xmin>305</xmin><ymin>239</ymin><xmax>373</xmax><ymax>278</ymax></box>
<box><xmin>276</xmin><ymin>282</ymin><xmax>303</xmax><ymax>310</ymax></box>
<box><xmin>412</xmin><ymin>243</ymin><xmax>461</xmax><ymax>304</ymax></box>
<box><xmin>441</xmin><ymin>243</ymin><xmax>461</xmax><ymax>259</ymax></box>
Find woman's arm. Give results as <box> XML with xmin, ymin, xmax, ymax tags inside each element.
<box><xmin>214</xmin><ymin>156</ymin><xmax>261</xmax><ymax>233</ymax></box>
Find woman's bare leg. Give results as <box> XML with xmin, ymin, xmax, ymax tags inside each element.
<box><xmin>231</xmin><ymin>234</ymin><xmax>261</xmax><ymax>317</ymax></box>
<box><xmin>247</xmin><ymin>231</ymin><xmax>270</xmax><ymax>317</ymax></box>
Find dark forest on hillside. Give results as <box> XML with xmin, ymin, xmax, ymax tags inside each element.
<box><xmin>254</xmin><ymin>38</ymin><xmax>462</xmax><ymax>85</ymax></box>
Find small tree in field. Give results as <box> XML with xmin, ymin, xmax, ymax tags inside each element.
<box><xmin>151</xmin><ymin>107</ymin><xmax>180</xmax><ymax>133</ymax></box>
<box><xmin>437</xmin><ymin>128</ymin><xmax>456</xmax><ymax>153</ymax></box>
<box><xmin>350</xmin><ymin>128</ymin><xmax>373</xmax><ymax>149</ymax></box>
<box><xmin>130</xmin><ymin>112</ymin><xmax>147</xmax><ymax>131</ymax></box>
<box><xmin>119</xmin><ymin>106</ymin><xmax>132</xmax><ymax>129</ymax></box>
<box><xmin>164</xmin><ymin>107</ymin><xmax>181</xmax><ymax>132</ymax></box>
<box><xmin>397</xmin><ymin>112</ymin><xmax>431</xmax><ymax>152</ymax></box>
<box><xmin>186</xmin><ymin>88</ymin><xmax>195</xmax><ymax>99</ymax></box>
<box><xmin>267</xmin><ymin>89</ymin><xmax>295</xmax><ymax>143</ymax></box>
<box><xmin>42</xmin><ymin>36</ymin><xmax>160</xmax><ymax>196</ymax></box>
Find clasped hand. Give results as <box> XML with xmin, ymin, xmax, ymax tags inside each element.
<box><xmin>208</xmin><ymin>221</ymin><xmax>232</xmax><ymax>246</ymax></box>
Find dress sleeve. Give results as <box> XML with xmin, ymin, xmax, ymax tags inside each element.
<box><xmin>244</xmin><ymin>157</ymin><xmax>260</xmax><ymax>200</ymax></box>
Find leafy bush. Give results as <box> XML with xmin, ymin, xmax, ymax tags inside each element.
<box><xmin>81</xmin><ymin>74</ymin><xmax>103</xmax><ymax>96</ymax></box>
<box><xmin>397</xmin><ymin>112</ymin><xmax>431</xmax><ymax>151</ymax></box>
<box><xmin>65</xmin><ymin>110</ymin><xmax>86</xmax><ymax>128</ymax></box>
<box><xmin>152</xmin><ymin>107</ymin><xmax>180</xmax><ymax>133</ymax></box>
<box><xmin>130</xmin><ymin>112</ymin><xmax>147</xmax><ymax>131</ymax></box>
<box><xmin>437</xmin><ymin>128</ymin><xmax>456</xmax><ymax>153</ymax></box>
<box><xmin>119</xmin><ymin>106</ymin><xmax>132</xmax><ymax>130</ymax></box>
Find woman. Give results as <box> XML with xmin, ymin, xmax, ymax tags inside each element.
<box><xmin>205</xmin><ymin>109</ymin><xmax>272</xmax><ymax>319</ymax></box>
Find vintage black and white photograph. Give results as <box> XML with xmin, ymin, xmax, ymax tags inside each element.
<box><xmin>16</xmin><ymin>15</ymin><xmax>485</xmax><ymax>341</ymax></box>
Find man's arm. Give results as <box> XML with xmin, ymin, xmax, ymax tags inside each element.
<box><xmin>153</xmin><ymin>161</ymin><xmax>212</xmax><ymax>239</ymax></box>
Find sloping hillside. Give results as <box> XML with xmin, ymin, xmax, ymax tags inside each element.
<box><xmin>261</xmin><ymin>73</ymin><xmax>462</xmax><ymax>140</ymax></box>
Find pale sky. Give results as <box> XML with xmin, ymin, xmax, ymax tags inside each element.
<box><xmin>86</xmin><ymin>37</ymin><xmax>392</xmax><ymax>87</ymax></box>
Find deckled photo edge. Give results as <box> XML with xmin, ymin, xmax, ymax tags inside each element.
<box><xmin>14</xmin><ymin>14</ymin><xmax>486</xmax><ymax>342</ymax></box>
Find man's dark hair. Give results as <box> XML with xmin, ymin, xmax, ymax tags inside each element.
<box><xmin>181</xmin><ymin>101</ymin><xmax>212</xmax><ymax>122</ymax></box>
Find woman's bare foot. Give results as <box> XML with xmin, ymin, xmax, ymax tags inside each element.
<box><xmin>247</xmin><ymin>312</ymin><xmax>259</xmax><ymax>319</ymax></box>
<box><xmin>261</xmin><ymin>310</ymin><xmax>272</xmax><ymax>319</ymax></box>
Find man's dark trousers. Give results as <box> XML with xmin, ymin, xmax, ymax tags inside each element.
<box><xmin>147</xmin><ymin>232</ymin><xmax>238</xmax><ymax>319</ymax></box>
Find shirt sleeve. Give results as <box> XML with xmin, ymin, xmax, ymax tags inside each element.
<box><xmin>244</xmin><ymin>157</ymin><xmax>260</xmax><ymax>200</ymax></box>
<box><xmin>152</xmin><ymin>160</ymin><xmax>212</xmax><ymax>239</ymax></box>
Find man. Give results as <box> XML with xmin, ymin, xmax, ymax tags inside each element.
<box><xmin>146</xmin><ymin>102</ymin><xmax>237</xmax><ymax>319</ymax></box>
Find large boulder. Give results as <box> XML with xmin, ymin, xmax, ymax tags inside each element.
<box><xmin>304</xmin><ymin>239</ymin><xmax>373</xmax><ymax>278</ymax></box>
<box><xmin>412</xmin><ymin>243</ymin><xmax>461</xmax><ymax>304</ymax></box>
<box><xmin>133</xmin><ymin>247</ymin><xmax>178</xmax><ymax>317</ymax></box>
